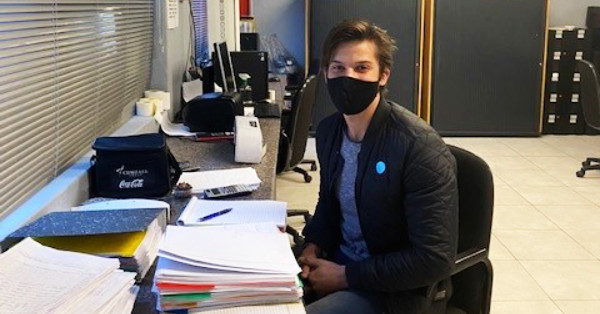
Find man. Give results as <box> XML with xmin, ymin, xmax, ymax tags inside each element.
<box><xmin>298</xmin><ymin>19</ymin><xmax>458</xmax><ymax>314</ymax></box>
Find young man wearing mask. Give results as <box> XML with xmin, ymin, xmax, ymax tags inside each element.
<box><xmin>298</xmin><ymin>19</ymin><xmax>459</xmax><ymax>314</ymax></box>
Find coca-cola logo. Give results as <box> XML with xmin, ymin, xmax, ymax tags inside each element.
<box><xmin>119</xmin><ymin>179</ymin><xmax>144</xmax><ymax>189</ymax></box>
<box><xmin>116</xmin><ymin>165</ymin><xmax>149</xmax><ymax>177</ymax></box>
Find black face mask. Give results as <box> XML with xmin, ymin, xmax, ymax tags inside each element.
<box><xmin>327</xmin><ymin>76</ymin><xmax>380</xmax><ymax>115</ymax></box>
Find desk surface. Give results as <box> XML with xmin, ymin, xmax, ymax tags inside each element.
<box><xmin>132</xmin><ymin>117</ymin><xmax>281</xmax><ymax>313</ymax></box>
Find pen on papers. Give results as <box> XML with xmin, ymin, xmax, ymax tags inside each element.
<box><xmin>197</xmin><ymin>208</ymin><xmax>233</xmax><ymax>222</ymax></box>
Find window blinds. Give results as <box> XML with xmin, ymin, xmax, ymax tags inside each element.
<box><xmin>191</xmin><ymin>0</ymin><xmax>209</xmax><ymax>65</ymax></box>
<box><xmin>0</xmin><ymin>0</ymin><xmax>154</xmax><ymax>218</ymax></box>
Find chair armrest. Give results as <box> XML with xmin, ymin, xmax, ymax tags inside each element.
<box><xmin>453</xmin><ymin>248</ymin><xmax>488</xmax><ymax>274</ymax></box>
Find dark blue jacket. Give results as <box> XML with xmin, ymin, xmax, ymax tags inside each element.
<box><xmin>303</xmin><ymin>99</ymin><xmax>458</xmax><ymax>313</ymax></box>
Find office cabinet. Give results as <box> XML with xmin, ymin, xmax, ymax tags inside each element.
<box><xmin>543</xmin><ymin>27</ymin><xmax>592</xmax><ymax>134</ymax></box>
<box><xmin>308</xmin><ymin>0</ymin><xmax>422</xmax><ymax>130</ymax></box>
<box><xmin>428</xmin><ymin>0</ymin><xmax>547</xmax><ymax>136</ymax></box>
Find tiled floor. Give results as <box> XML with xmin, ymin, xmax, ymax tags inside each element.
<box><xmin>276</xmin><ymin>135</ymin><xmax>600</xmax><ymax>314</ymax></box>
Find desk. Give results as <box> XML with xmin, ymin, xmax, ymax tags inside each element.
<box><xmin>132</xmin><ymin>117</ymin><xmax>281</xmax><ymax>313</ymax></box>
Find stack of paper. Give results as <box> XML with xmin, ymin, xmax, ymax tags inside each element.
<box><xmin>7</xmin><ymin>208</ymin><xmax>167</xmax><ymax>281</ymax></box>
<box><xmin>176</xmin><ymin>197</ymin><xmax>287</xmax><ymax>228</ymax></box>
<box><xmin>177</xmin><ymin>167</ymin><xmax>262</xmax><ymax>194</ymax></box>
<box><xmin>154</xmin><ymin>225</ymin><xmax>303</xmax><ymax>311</ymax></box>
<box><xmin>0</xmin><ymin>238</ymin><xmax>138</xmax><ymax>313</ymax></box>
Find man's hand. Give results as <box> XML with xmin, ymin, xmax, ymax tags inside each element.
<box><xmin>298</xmin><ymin>243</ymin><xmax>321</xmax><ymax>280</ymax></box>
<box><xmin>297</xmin><ymin>256</ymin><xmax>348</xmax><ymax>297</ymax></box>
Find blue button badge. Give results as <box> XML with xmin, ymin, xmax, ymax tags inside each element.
<box><xmin>376</xmin><ymin>161</ymin><xmax>386</xmax><ymax>175</ymax></box>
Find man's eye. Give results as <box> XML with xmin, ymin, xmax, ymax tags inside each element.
<box><xmin>356</xmin><ymin>66</ymin><xmax>369</xmax><ymax>72</ymax></box>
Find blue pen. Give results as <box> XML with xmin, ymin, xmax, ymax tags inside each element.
<box><xmin>197</xmin><ymin>208</ymin><xmax>233</xmax><ymax>222</ymax></box>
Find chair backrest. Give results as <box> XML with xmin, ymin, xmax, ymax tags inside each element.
<box><xmin>449</xmin><ymin>145</ymin><xmax>494</xmax><ymax>256</ymax></box>
<box><xmin>577</xmin><ymin>59</ymin><xmax>600</xmax><ymax>130</ymax></box>
<box><xmin>447</xmin><ymin>145</ymin><xmax>494</xmax><ymax>314</ymax></box>
<box><xmin>282</xmin><ymin>75</ymin><xmax>318</xmax><ymax>170</ymax></box>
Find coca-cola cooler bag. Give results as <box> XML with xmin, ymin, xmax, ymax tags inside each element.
<box><xmin>91</xmin><ymin>133</ymin><xmax>181</xmax><ymax>198</ymax></box>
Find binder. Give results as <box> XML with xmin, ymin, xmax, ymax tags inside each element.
<box><xmin>8</xmin><ymin>208</ymin><xmax>167</xmax><ymax>281</ymax></box>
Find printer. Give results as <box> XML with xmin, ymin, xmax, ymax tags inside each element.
<box><xmin>182</xmin><ymin>91</ymin><xmax>243</xmax><ymax>132</ymax></box>
<box><xmin>183</xmin><ymin>41</ymin><xmax>246</xmax><ymax>133</ymax></box>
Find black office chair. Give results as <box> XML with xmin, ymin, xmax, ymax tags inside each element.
<box><xmin>276</xmin><ymin>75</ymin><xmax>319</xmax><ymax>250</ymax></box>
<box><xmin>277</xmin><ymin>75</ymin><xmax>318</xmax><ymax>183</ymax></box>
<box><xmin>576</xmin><ymin>59</ymin><xmax>600</xmax><ymax>177</ymax></box>
<box><xmin>427</xmin><ymin>145</ymin><xmax>494</xmax><ymax>314</ymax></box>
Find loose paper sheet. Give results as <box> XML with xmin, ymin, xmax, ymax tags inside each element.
<box><xmin>176</xmin><ymin>197</ymin><xmax>286</xmax><ymax>227</ymax></box>
<box><xmin>177</xmin><ymin>167</ymin><xmax>262</xmax><ymax>193</ymax></box>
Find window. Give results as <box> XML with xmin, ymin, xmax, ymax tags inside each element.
<box><xmin>0</xmin><ymin>1</ymin><xmax>154</xmax><ymax>218</ymax></box>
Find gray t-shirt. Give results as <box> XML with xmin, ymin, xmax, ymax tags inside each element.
<box><xmin>336</xmin><ymin>132</ymin><xmax>370</xmax><ymax>262</ymax></box>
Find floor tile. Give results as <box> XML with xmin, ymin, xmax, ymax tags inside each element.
<box><xmin>492</xmin><ymin>205</ymin><xmax>558</xmax><ymax>230</ymax></box>
<box><xmin>484</xmin><ymin>156</ymin><xmax>537</xmax><ymax>171</ymax></box>
<box><xmin>545</xmin><ymin>169</ymin><xmax>600</xmax><ymax>187</ymax></box>
<box><xmin>275</xmin><ymin>185</ymin><xmax>318</xmax><ymax>214</ymax></box>
<box><xmin>498</xmin><ymin>138</ymin><xmax>568</xmax><ymax>157</ymax></box>
<box><xmin>563</xmin><ymin>229</ymin><xmax>600</xmax><ymax>259</ymax></box>
<box><xmin>495</xmin><ymin>169</ymin><xmax>564</xmax><ymax>187</ymax></box>
<box><xmin>490</xmin><ymin>301</ymin><xmax>562</xmax><ymax>314</ymax></box>
<box><xmin>451</xmin><ymin>139</ymin><xmax>520</xmax><ymax>157</ymax></box>
<box><xmin>525</xmin><ymin>156</ymin><xmax>582</xmax><ymax>171</ymax></box>
<box><xmin>571</xmin><ymin>186</ymin><xmax>600</xmax><ymax>206</ymax></box>
<box><xmin>489</xmin><ymin>234</ymin><xmax>515</xmax><ymax>261</ymax></box>
<box><xmin>513</xmin><ymin>186</ymin><xmax>594</xmax><ymax>206</ymax></box>
<box><xmin>491</xmin><ymin>261</ymin><xmax>549</xmax><ymax>301</ymax></box>
<box><xmin>494</xmin><ymin>186</ymin><xmax>530</xmax><ymax>206</ymax></box>
<box><xmin>492</xmin><ymin>175</ymin><xmax>507</xmax><ymax>187</ymax></box>
<box><xmin>521</xmin><ymin>261</ymin><xmax>600</xmax><ymax>300</ymax></box>
<box><xmin>494</xmin><ymin>230</ymin><xmax>594</xmax><ymax>260</ymax></box>
<box><xmin>536</xmin><ymin>205</ymin><xmax>600</xmax><ymax>230</ymax></box>
<box><xmin>555</xmin><ymin>300</ymin><xmax>600</xmax><ymax>314</ymax></box>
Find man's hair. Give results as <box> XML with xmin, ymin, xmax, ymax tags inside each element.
<box><xmin>321</xmin><ymin>19</ymin><xmax>397</xmax><ymax>78</ymax></box>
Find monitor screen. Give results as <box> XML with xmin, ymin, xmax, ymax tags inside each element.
<box><xmin>214</xmin><ymin>41</ymin><xmax>237</xmax><ymax>93</ymax></box>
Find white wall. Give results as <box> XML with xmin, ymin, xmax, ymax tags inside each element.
<box><xmin>549</xmin><ymin>0</ymin><xmax>598</xmax><ymax>27</ymax></box>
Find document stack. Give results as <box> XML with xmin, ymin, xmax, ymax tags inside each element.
<box><xmin>154</xmin><ymin>225</ymin><xmax>303</xmax><ymax>311</ymax></box>
<box><xmin>0</xmin><ymin>238</ymin><xmax>138</xmax><ymax>313</ymax></box>
<box><xmin>7</xmin><ymin>208</ymin><xmax>167</xmax><ymax>281</ymax></box>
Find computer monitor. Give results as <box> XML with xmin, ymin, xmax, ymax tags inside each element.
<box><xmin>214</xmin><ymin>41</ymin><xmax>237</xmax><ymax>93</ymax></box>
<box><xmin>213</xmin><ymin>51</ymin><xmax>269</xmax><ymax>102</ymax></box>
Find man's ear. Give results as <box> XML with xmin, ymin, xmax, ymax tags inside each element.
<box><xmin>379</xmin><ymin>68</ymin><xmax>391</xmax><ymax>87</ymax></box>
